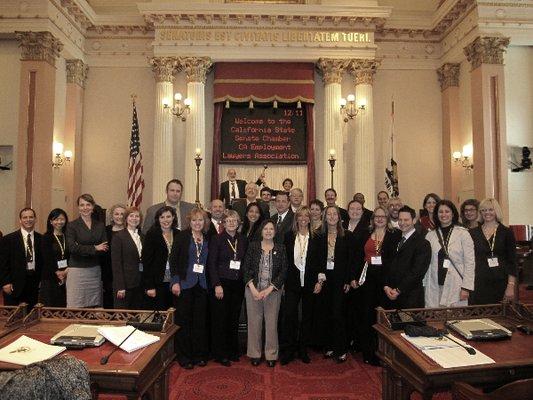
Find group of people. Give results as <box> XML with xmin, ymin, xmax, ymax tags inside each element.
<box><xmin>0</xmin><ymin>172</ymin><xmax>517</xmax><ymax>370</ymax></box>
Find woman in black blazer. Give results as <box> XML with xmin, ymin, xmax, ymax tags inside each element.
<box><xmin>111</xmin><ymin>207</ymin><xmax>144</xmax><ymax>309</ymax></box>
<box><xmin>141</xmin><ymin>206</ymin><xmax>179</xmax><ymax>311</ymax></box>
<box><xmin>102</xmin><ymin>204</ymin><xmax>126</xmax><ymax>308</ymax></box>
<box><xmin>317</xmin><ymin>205</ymin><xmax>351</xmax><ymax>363</ymax></box>
<box><xmin>39</xmin><ymin>209</ymin><xmax>69</xmax><ymax>307</ymax></box>
<box><xmin>470</xmin><ymin>198</ymin><xmax>517</xmax><ymax>305</ymax></box>
<box><xmin>279</xmin><ymin>206</ymin><xmax>324</xmax><ymax>365</ymax></box>
<box><xmin>208</xmin><ymin>210</ymin><xmax>249</xmax><ymax>366</ymax></box>
<box><xmin>243</xmin><ymin>220</ymin><xmax>288</xmax><ymax>367</ymax></box>
<box><xmin>240</xmin><ymin>202</ymin><xmax>265</xmax><ymax>242</ymax></box>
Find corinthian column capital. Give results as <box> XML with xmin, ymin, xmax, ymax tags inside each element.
<box><xmin>66</xmin><ymin>59</ymin><xmax>89</xmax><ymax>88</ymax></box>
<box><xmin>463</xmin><ymin>36</ymin><xmax>510</xmax><ymax>70</ymax></box>
<box><xmin>436</xmin><ymin>63</ymin><xmax>460</xmax><ymax>91</ymax></box>
<box><xmin>15</xmin><ymin>31</ymin><xmax>63</xmax><ymax>67</ymax></box>
<box><xmin>149</xmin><ymin>56</ymin><xmax>180</xmax><ymax>82</ymax></box>
<box><xmin>179</xmin><ymin>57</ymin><xmax>213</xmax><ymax>84</ymax></box>
<box><xmin>348</xmin><ymin>59</ymin><xmax>380</xmax><ymax>86</ymax></box>
<box><xmin>316</xmin><ymin>58</ymin><xmax>349</xmax><ymax>85</ymax></box>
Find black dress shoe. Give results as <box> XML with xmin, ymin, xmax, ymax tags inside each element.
<box><xmin>251</xmin><ymin>358</ymin><xmax>261</xmax><ymax>366</ymax></box>
<box><xmin>229</xmin><ymin>354</ymin><xmax>240</xmax><ymax>362</ymax></box>
<box><xmin>335</xmin><ymin>353</ymin><xmax>347</xmax><ymax>364</ymax></box>
<box><xmin>216</xmin><ymin>358</ymin><xmax>231</xmax><ymax>367</ymax></box>
<box><xmin>299</xmin><ymin>352</ymin><xmax>311</xmax><ymax>364</ymax></box>
<box><xmin>196</xmin><ymin>360</ymin><xmax>207</xmax><ymax>367</ymax></box>
<box><xmin>323</xmin><ymin>350</ymin><xmax>334</xmax><ymax>359</ymax></box>
<box><xmin>267</xmin><ymin>360</ymin><xmax>276</xmax><ymax>368</ymax></box>
<box><xmin>280</xmin><ymin>353</ymin><xmax>294</xmax><ymax>365</ymax></box>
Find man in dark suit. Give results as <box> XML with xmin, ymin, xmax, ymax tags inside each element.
<box><xmin>143</xmin><ymin>179</ymin><xmax>195</xmax><ymax>233</ymax></box>
<box><xmin>231</xmin><ymin>182</ymin><xmax>269</xmax><ymax>220</ymax></box>
<box><xmin>271</xmin><ymin>191</ymin><xmax>294</xmax><ymax>244</ymax></box>
<box><xmin>383</xmin><ymin>206</ymin><xmax>431</xmax><ymax>309</ymax></box>
<box><xmin>353</xmin><ymin>192</ymin><xmax>373</xmax><ymax>223</ymax></box>
<box><xmin>207</xmin><ymin>199</ymin><xmax>226</xmax><ymax>238</ymax></box>
<box><xmin>325</xmin><ymin>188</ymin><xmax>349</xmax><ymax>226</ymax></box>
<box><xmin>219</xmin><ymin>169</ymin><xmax>247</xmax><ymax>207</ymax></box>
<box><xmin>0</xmin><ymin>208</ymin><xmax>43</xmax><ymax>309</ymax></box>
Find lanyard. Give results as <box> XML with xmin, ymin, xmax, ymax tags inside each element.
<box><xmin>483</xmin><ymin>224</ymin><xmax>498</xmax><ymax>255</ymax></box>
<box><xmin>296</xmin><ymin>233</ymin><xmax>309</xmax><ymax>264</ymax></box>
<box><xmin>53</xmin><ymin>234</ymin><xmax>66</xmax><ymax>259</ymax></box>
<box><xmin>438</xmin><ymin>226</ymin><xmax>454</xmax><ymax>253</ymax></box>
<box><xmin>163</xmin><ymin>232</ymin><xmax>173</xmax><ymax>256</ymax></box>
<box><xmin>373</xmin><ymin>231</ymin><xmax>384</xmax><ymax>255</ymax></box>
<box><xmin>327</xmin><ymin>233</ymin><xmax>336</xmax><ymax>260</ymax></box>
<box><xmin>226</xmin><ymin>237</ymin><xmax>238</xmax><ymax>260</ymax></box>
<box><xmin>195</xmin><ymin>238</ymin><xmax>204</xmax><ymax>263</ymax></box>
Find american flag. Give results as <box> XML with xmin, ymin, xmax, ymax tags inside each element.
<box><xmin>127</xmin><ymin>99</ymin><xmax>145</xmax><ymax>207</ymax></box>
<box><xmin>385</xmin><ymin>99</ymin><xmax>399</xmax><ymax>197</ymax></box>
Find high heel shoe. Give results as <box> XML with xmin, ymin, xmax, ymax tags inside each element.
<box><xmin>335</xmin><ymin>353</ymin><xmax>347</xmax><ymax>363</ymax></box>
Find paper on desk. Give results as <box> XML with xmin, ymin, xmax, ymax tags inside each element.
<box><xmin>401</xmin><ymin>333</ymin><xmax>495</xmax><ymax>368</ymax></box>
<box><xmin>0</xmin><ymin>335</ymin><xmax>66</xmax><ymax>366</ymax></box>
<box><xmin>98</xmin><ymin>325</ymin><xmax>160</xmax><ymax>353</ymax></box>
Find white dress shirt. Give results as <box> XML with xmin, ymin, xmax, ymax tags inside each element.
<box><xmin>20</xmin><ymin>228</ymin><xmax>35</xmax><ymax>270</ymax></box>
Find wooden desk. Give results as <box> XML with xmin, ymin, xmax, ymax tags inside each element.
<box><xmin>374</xmin><ymin>303</ymin><xmax>533</xmax><ymax>400</ymax></box>
<box><xmin>0</xmin><ymin>306</ymin><xmax>178</xmax><ymax>400</ymax></box>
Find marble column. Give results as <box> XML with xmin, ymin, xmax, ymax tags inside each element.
<box><xmin>464</xmin><ymin>36</ymin><xmax>510</xmax><ymax>220</ymax></box>
<box><xmin>317</xmin><ymin>58</ymin><xmax>348</xmax><ymax>206</ymax></box>
<box><xmin>180</xmin><ymin>57</ymin><xmax>213</xmax><ymax>205</ymax></box>
<box><xmin>15</xmin><ymin>31</ymin><xmax>62</xmax><ymax>231</ymax></box>
<box><xmin>437</xmin><ymin>63</ymin><xmax>461</xmax><ymax>204</ymax></box>
<box><xmin>349</xmin><ymin>59</ymin><xmax>379</xmax><ymax>209</ymax></box>
<box><xmin>65</xmin><ymin>59</ymin><xmax>88</xmax><ymax>217</ymax></box>
<box><xmin>149</xmin><ymin>57</ymin><xmax>179</xmax><ymax>203</ymax></box>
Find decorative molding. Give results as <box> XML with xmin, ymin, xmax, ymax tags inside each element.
<box><xmin>149</xmin><ymin>56</ymin><xmax>180</xmax><ymax>82</ymax></box>
<box><xmin>316</xmin><ymin>58</ymin><xmax>349</xmax><ymax>85</ymax></box>
<box><xmin>87</xmin><ymin>25</ymin><xmax>154</xmax><ymax>36</ymax></box>
<box><xmin>463</xmin><ymin>36</ymin><xmax>510</xmax><ymax>69</ymax></box>
<box><xmin>348</xmin><ymin>59</ymin><xmax>380</xmax><ymax>86</ymax></box>
<box><xmin>436</xmin><ymin>63</ymin><xmax>460</xmax><ymax>91</ymax></box>
<box><xmin>15</xmin><ymin>31</ymin><xmax>63</xmax><ymax>66</ymax></box>
<box><xmin>56</xmin><ymin>0</ymin><xmax>92</xmax><ymax>29</ymax></box>
<box><xmin>66</xmin><ymin>59</ymin><xmax>89</xmax><ymax>88</ymax></box>
<box><xmin>179</xmin><ymin>57</ymin><xmax>213</xmax><ymax>84</ymax></box>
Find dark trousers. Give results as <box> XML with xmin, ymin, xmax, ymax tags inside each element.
<box><xmin>38</xmin><ymin>279</ymin><xmax>66</xmax><ymax>307</ymax></box>
<box><xmin>114</xmin><ymin>286</ymin><xmax>144</xmax><ymax>310</ymax></box>
<box><xmin>209</xmin><ymin>279</ymin><xmax>244</xmax><ymax>360</ymax></box>
<box><xmin>324</xmin><ymin>284</ymin><xmax>347</xmax><ymax>357</ymax></box>
<box><xmin>280</xmin><ymin>286</ymin><xmax>314</xmax><ymax>355</ymax></box>
<box><xmin>173</xmin><ymin>283</ymin><xmax>208</xmax><ymax>364</ymax></box>
<box><xmin>3</xmin><ymin>272</ymin><xmax>40</xmax><ymax>309</ymax></box>
<box><xmin>345</xmin><ymin>288</ymin><xmax>362</xmax><ymax>351</ymax></box>
<box><xmin>101</xmin><ymin>265</ymin><xmax>114</xmax><ymax>309</ymax></box>
<box><xmin>144</xmin><ymin>282</ymin><xmax>172</xmax><ymax>311</ymax></box>
<box><xmin>356</xmin><ymin>267</ymin><xmax>383</xmax><ymax>360</ymax></box>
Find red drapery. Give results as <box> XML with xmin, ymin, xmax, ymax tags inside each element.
<box><xmin>211</xmin><ymin>62</ymin><xmax>316</xmax><ymax>201</ymax></box>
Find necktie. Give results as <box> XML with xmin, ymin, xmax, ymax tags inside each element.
<box><xmin>277</xmin><ymin>215</ymin><xmax>282</xmax><ymax>226</ymax></box>
<box><xmin>397</xmin><ymin>236</ymin><xmax>406</xmax><ymax>251</ymax></box>
<box><xmin>26</xmin><ymin>234</ymin><xmax>33</xmax><ymax>262</ymax></box>
<box><xmin>231</xmin><ymin>182</ymin><xmax>236</xmax><ymax>199</ymax></box>
<box><xmin>217</xmin><ymin>222</ymin><xmax>223</xmax><ymax>234</ymax></box>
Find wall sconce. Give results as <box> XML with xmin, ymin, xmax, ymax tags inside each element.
<box><xmin>52</xmin><ymin>142</ymin><xmax>72</xmax><ymax>169</ymax></box>
<box><xmin>163</xmin><ymin>93</ymin><xmax>191</xmax><ymax>121</ymax></box>
<box><xmin>452</xmin><ymin>144</ymin><xmax>474</xmax><ymax>171</ymax></box>
<box><xmin>340</xmin><ymin>94</ymin><xmax>365</xmax><ymax>122</ymax></box>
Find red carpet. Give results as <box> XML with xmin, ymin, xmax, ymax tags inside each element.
<box><xmin>99</xmin><ymin>352</ymin><xmax>452</xmax><ymax>400</ymax></box>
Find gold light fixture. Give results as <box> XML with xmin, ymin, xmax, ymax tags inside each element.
<box><xmin>52</xmin><ymin>142</ymin><xmax>72</xmax><ymax>169</ymax></box>
<box><xmin>328</xmin><ymin>149</ymin><xmax>336</xmax><ymax>189</ymax></box>
<box><xmin>163</xmin><ymin>93</ymin><xmax>191</xmax><ymax>121</ymax></box>
<box><xmin>452</xmin><ymin>144</ymin><xmax>474</xmax><ymax>171</ymax></box>
<box><xmin>194</xmin><ymin>148</ymin><xmax>203</xmax><ymax>208</ymax></box>
<box><xmin>340</xmin><ymin>94</ymin><xmax>366</xmax><ymax>122</ymax></box>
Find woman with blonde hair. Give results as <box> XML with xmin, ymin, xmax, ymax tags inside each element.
<box><xmin>470</xmin><ymin>198</ymin><xmax>516</xmax><ymax>304</ymax></box>
<box><xmin>103</xmin><ymin>203</ymin><xmax>127</xmax><ymax>308</ymax></box>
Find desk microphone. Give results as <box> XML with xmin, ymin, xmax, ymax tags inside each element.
<box><xmin>444</xmin><ymin>333</ymin><xmax>476</xmax><ymax>355</ymax></box>
<box><xmin>100</xmin><ymin>310</ymin><xmax>158</xmax><ymax>365</ymax></box>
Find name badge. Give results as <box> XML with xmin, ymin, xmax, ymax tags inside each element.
<box><xmin>487</xmin><ymin>257</ymin><xmax>499</xmax><ymax>268</ymax></box>
<box><xmin>57</xmin><ymin>259</ymin><xmax>68</xmax><ymax>269</ymax></box>
<box><xmin>327</xmin><ymin>260</ymin><xmax>335</xmax><ymax>270</ymax></box>
<box><xmin>193</xmin><ymin>263</ymin><xmax>204</xmax><ymax>274</ymax></box>
<box><xmin>138</xmin><ymin>262</ymin><xmax>144</xmax><ymax>272</ymax></box>
<box><xmin>229</xmin><ymin>260</ymin><xmax>241</xmax><ymax>270</ymax></box>
<box><xmin>27</xmin><ymin>263</ymin><xmax>35</xmax><ymax>271</ymax></box>
<box><xmin>371</xmin><ymin>256</ymin><xmax>382</xmax><ymax>265</ymax></box>
<box><xmin>443</xmin><ymin>259</ymin><xmax>452</xmax><ymax>269</ymax></box>
<box><xmin>165</xmin><ymin>261</ymin><xmax>170</xmax><ymax>271</ymax></box>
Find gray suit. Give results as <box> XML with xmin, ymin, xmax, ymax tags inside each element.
<box><xmin>142</xmin><ymin>201</ymin><xmax>196</xmax><ymax>234</ymax></box>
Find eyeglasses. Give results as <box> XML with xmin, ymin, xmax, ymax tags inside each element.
<box><xmin>374</xmin><ymin>215</ymin><xmax>387</xmax><ymax>219</ymax></box>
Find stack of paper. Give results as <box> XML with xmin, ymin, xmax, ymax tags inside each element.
<box><xmin>401</xmin><ymin>333</ymin><xmax>495</xmax><ymax>368</ymax></box>
<box><xmin>0</xmin><ymin>335</ymin><xmax>66</xmax><ymax>366</ymax></box>
<box><xmin>97</xmin><ymin>325</ymin><xmax>160</xmax><ymax>353</ymax></box>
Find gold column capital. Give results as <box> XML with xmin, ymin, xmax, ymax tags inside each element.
<box><xmin>15</xmin><ymin>31</ymin><xmax>63</xmax><ymax>67</ymax></box>
<box><xmin>179</xmin><ymin>57</ymin><xmax>213</xmax><ymax>84</ymax></box>
<box><xmin>149</xmin><ymin>56</ymin><xmax>181</xmax><ymax>83</ymax></box>
<box><xmin>436</xmin><ymin>63</ymin><xmax>460</xmax><ymax>91</ymax></box>
<box><xmin>348</xmin><ymin>59</ymin><xmax>380</xmax><ymax>86</ymax></box>
<box><xmin>316</xmin><ymin>58</ymin><xmax>349</xmax><ymax>85</ymax></box>
<box><xmin>463</xmin><ymin>36</ymin><xmax>510</xmax><ymax>70</ymax></box>
<box><xmin>66</xmin><ymin>59</ymin><xmax>89</xmax><ymax>88</ymax></box>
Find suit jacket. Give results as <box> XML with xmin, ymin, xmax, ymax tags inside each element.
<box><xmin>231</xmin><ymin>198</ymin><xmax>269</xmax><ymax>221</ymax></box>
<box><xmin>384</xmin><ymin>230</ymin><xmax>431</xmax><ymax>309</ymax></box>
<box><xmin>362</xmin><ymin>207</ymin><xmax>373</xmax><ymax>222</ymax></box>
<box><xmin>271</xmin><ymin>209</ymin><xmax>294</xmax><ymax>244</ymax></box>
<box><xmin>315</xmin><ymin>232</ymin><xmax>351</xmax><ymax>288</ymax></box>
<box><xmin>242</xmin><ymin>241</ymin><xmax>287</xmax><ymax>290</ymax></box>
<box><xmin>219</xmin><ymin>179</ymin><xmax>247</xmax><ymax>206</ymax></box>
<box><xmin>0</xmin><ymin>230</ymin><xmax>43</xmax><ymax>298</ymax></box>
<box><xmin>284</xmin><ymin>231</ymin><xmax>325</xmax><ymax>291</ymax></box>
<box><xmin>111</xmin><ymin>229</ymin><xmax>144</xmax><ymax>291</ymax></box>
<box><xmin>66</xmin><ymin>218</ymin><xmax>107</xmax><ymax>269</ymax></box>
<box><xmin>141</xmin><ymin>226</ymin><xmax>179</xmax><ymax>290</ymax></box>
<box><xmin>142</xmin><ymin>201</ymin><xmax>195</xmax><ymax>233</ymax></box>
